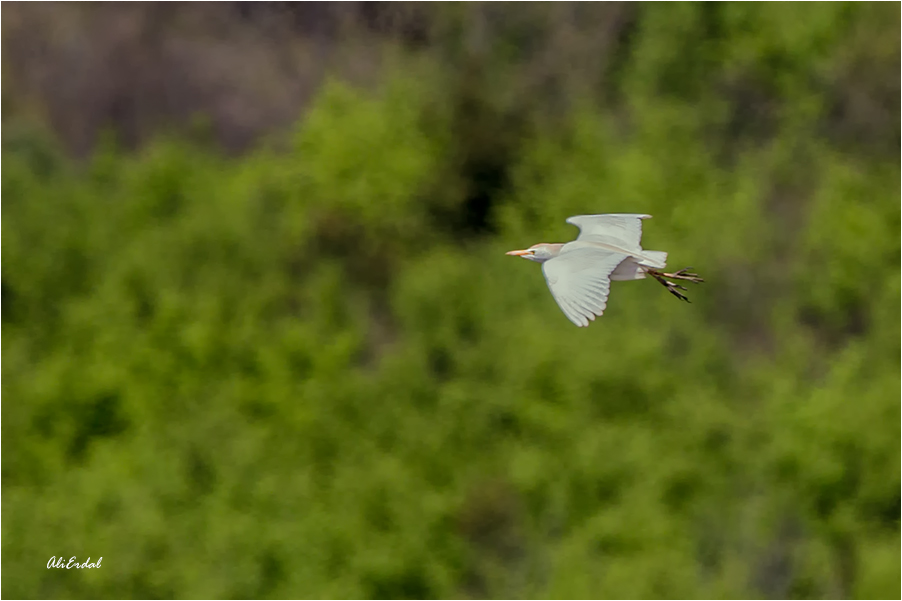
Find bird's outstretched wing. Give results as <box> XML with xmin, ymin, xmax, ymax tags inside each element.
<box><xmin>565</xmin><ymin>214</ymin><xmax>651</xmax><ymax>251</ymax></box>
<box><xmin>541</xmin><ymin>248</ymin><xmax>629</xmax><ymax>327</ymax></box>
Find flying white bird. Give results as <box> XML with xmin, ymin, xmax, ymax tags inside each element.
<box><xmin>506</xmin><ymin>214</ymin><xmax>703</xmax><ymax>327</ymax></box>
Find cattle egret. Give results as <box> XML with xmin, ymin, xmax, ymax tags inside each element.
<box><xmin>506</xmin><ymin>214</ymin><xmax>703</xmax><ymax>327</ymax></box>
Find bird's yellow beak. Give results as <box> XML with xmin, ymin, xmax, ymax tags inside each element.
<box><xmin>506</xmin><ymin>249</ymin><xmax>533</xmax><ymax>256</ymax></box>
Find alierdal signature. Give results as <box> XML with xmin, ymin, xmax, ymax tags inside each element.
<box><xmin>47</xmin><ymin>556</ymin><xmax>103</xmax><ymax>569</ymax></box>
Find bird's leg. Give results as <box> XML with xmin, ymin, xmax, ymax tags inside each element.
<box><xmin>644</xmin><ymin>267</ymin><xmax>704</xmax><ymax>303</ymax></box>
<box><xmin>660</xmin><ymin>267</ymin><xmax>704</xmax><ymax>284</ymax></box>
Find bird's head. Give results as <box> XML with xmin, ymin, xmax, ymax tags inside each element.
<box><xmin>505</xmin><ymin>243</ymin><xmax>561</xmax><ymax>263</ymax></box>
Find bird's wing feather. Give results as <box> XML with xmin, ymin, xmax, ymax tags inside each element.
<box><xmin>565</xmin><ymin>214</ymin><xmax>651</xmax><ymax>250</ymax></box>
<box><xmin>541</xmin><ymin>248</ymin><xmax>629</xmax><ymax>327</ymax></box>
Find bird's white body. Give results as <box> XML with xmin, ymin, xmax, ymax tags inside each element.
<box><xmin>507</xmin><ymin>214</ymin><xmax>681</xmax><ymax>327</ymax></box>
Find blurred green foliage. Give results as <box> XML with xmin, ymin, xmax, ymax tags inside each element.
<box><xmin>3</xmin><ymin>3</ymin><xmax>899</xmax><ymax>599</ymax></box>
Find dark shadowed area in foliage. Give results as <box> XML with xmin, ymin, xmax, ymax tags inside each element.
<box><xmin>3</xmin><ymin>3</ymin><xmax>900</xmax><ymax>599</ymax></box>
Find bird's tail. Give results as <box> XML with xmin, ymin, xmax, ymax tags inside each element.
<box><xmin>638</xmin><ymin>250</ymin><xmax>667</xmax><ymax>269</ymax></box>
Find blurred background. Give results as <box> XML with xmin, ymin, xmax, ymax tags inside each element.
<box><xmin>2</xmin><ymin>3</ymin><xmax>899</xmax><ymax>598</ymax></box>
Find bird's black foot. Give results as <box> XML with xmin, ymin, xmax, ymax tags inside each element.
<box><xmin>646</xmin><ymin>267</ymin><xmax>703</xmax><ymax>303</ymax></box>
